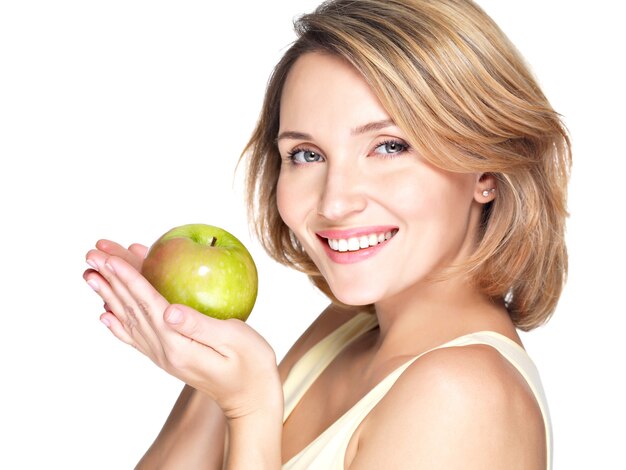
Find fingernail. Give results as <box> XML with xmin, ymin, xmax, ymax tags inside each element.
<box><xmin>86</xmin><ymin>259</ymin><xmax>98</xmax><ymax>270</ymax></box>
<box><xmin>86</xmin><ymin>279</ymin><xmax>99</xmax><ymax>292</ymax></box>
<box><xmin>101</xmin><ymin>317</ymin><xmax>111</xmax><ymax>328</ymax></box>
<box><xmin>166</xmin><ymin>307</ymin><xmax>182</xmax><ymax>324</ymax></box>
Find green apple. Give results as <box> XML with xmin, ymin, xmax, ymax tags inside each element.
<box><xmin>141</xmin><ymin>223</ymin><xmax>258</xmax><ymax>321</ymax></box>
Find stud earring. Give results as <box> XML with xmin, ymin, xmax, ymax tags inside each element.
<box><xmin>482</xmin><ymin>188</ymin><xmax>496</xmax><ymax>197</ymax></box>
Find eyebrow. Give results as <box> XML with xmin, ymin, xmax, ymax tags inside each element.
<box><xmin>276</xmin><ymin>119</ymin><xmax>395</xmax><ymax>143</ymax></box>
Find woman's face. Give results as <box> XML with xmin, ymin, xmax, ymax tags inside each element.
<box><xmin>276</xmin><ymin>52</ymin><xmax>486</xmax><ymax>306</ymax></box>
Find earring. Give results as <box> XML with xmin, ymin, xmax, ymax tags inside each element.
<box><xmin>482</xmin><ymin>188</ymin><xmax>496</xmax><ymax>197</ymax></box>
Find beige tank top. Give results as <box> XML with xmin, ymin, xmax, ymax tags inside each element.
<box><xmin>282</xmin><ymin>312</ymin><xmax>552</xmax><ymax>469</ymax></box>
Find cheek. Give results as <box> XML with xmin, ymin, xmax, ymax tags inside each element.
<box><xmin>374</xmin><ymin>169</ymin><xmax>438</xmax><ymax>220</ymax></box>
<box><xmin>382</xmin><ymin>167</ymin><xmax>476</xmax><ymax>232</ymax></box>
<box><xmin>276</xmin><ymin>170</ymin><xmax>316</xmax><ymax>234</ymax></box>
<box><xmin>276</xmin><ymin>173</ymin><xmax>295</xmax><ymax>229</ymax></box>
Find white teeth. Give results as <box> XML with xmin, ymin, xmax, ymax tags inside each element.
<box><xmin>359</xmin><ymin>236</ymin><xmax>369</xmax><ymax>249</ymax></box>
<box><xmin>326</xmin><ymin>230</ymin><xmax>396</xmax><ymax>252</ymax></box>
<box><xmin>347</xmin><ymin>238</ymin><xmax>360</xmax><ymax>251</ymax></box>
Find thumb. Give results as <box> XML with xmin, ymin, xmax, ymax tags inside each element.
<box><xmin>164</xmin><ymin>304</ymin><xmax>224</xmax><ymax>347</ymax></box>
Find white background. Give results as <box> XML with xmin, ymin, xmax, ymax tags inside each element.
<box><xmin>1</xmin><ymin>1</ymin><xmax>623</xmax><ymax>468</ymax></box>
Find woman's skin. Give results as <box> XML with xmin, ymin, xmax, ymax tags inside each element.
<box><xmin>84</xmin><ymin>52</ymin><xmax>545</xmax><ymax>469</ymax></box>
<box><xmin>84</xmin><ymin>238</ymin><xmax>283</xmax><ymax>469</ymax></box>
<box><xmin>276</xmin><ymin>52</ymin><xmax>545</xmax><ymax>468</ymax></box>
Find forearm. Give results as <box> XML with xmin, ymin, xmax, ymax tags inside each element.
<box><xmin>136</xmin><ymin>384</ymin><xmax>226</xmax><ymax>470</ymax></box>
<box><xmin>224</xmin><ymin>407</ymin><xmax>283</xmax><ymax>470</ymax></box>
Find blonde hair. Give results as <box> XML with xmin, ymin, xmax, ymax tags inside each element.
<box><xmin>242</xmin><ymin>0</ymin><xmax>571</xmax><ymax>331</ymax></box>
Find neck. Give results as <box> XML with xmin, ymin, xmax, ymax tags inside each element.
<box><xmin>372</xmin><ymin>273</ymin><xmax>510</xmax><ymax>354</ymax></box>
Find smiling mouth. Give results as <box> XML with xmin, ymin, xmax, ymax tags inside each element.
<box><xmin>324</xmin><ymin>229</ymin><xmax>398</xmax><ymax>253</ymax></box>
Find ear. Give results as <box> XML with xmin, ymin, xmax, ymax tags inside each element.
<box><xmin>473</xmin><ymin>173</ymin><xmax>498</xmax><ymax>203</ymax></box>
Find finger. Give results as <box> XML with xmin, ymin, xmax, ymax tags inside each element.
<box><xmin>100</xmin><ymin>312</ymin><xmax>136</xmax><ymax>347</ymax></box>
<box><xmin>96</xmin><ymin>239</ymin><xmax>145</xmax><ymax>270</ymax></box>
<box><xmin>104</xmin><ymin>256</ymin><xmax>168</xmax><ymax>319</ymax></box>
<box><xmin>86</xmin><ymin>248</ymin><xmax>107</xmax><ymax>271</ymax></box>
<box><xmin>98</xmin><ymin>257</ymin><xmax>166</xmax><ymax>353</ymax></box>
<box><xmin>84</xmin><ymin>253</ymin><xmax>127</xmax><ymax>320</ymax></box>
<box><xmin>163</xmin><ymin>304</ymin><xmax>239</xmax><ymax>358</ymax></box>
<box><xmin>84</xmin><ymin>269</ymin><xmax>152</xmax><ymax>354</ymax></box>
<box><xmin>160</xmin><ymin>304</ymin><xmax>235</xmax><ymax>383</ymax></box>
<box><xmin>84</xmin><ymin>269</ymin><xmax>122</xmax><ymax>314</ymax></box>
<box><xmin>104</xmin><ymin>256</ymin><xmax>173</xmax><ymax>344</ymax></box>
<box><xmin>84</xmin><ymin>267</ymin><xmax>125</xmax><ymax>318</ymax></box>
<box><xmin>128</xmin><ymin>243</ymin><xmax>149</xmax><ymax>260</ymax></box>
<box><xmin>96</xmin><ymin>239</ymin><xmax>128</xmax><ymax>254</ymax></box>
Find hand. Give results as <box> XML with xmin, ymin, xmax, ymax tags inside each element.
<box><xmin>83</xmin><ymin>242</ymin><xmax>282</xmax><ymax>421</ymax></box>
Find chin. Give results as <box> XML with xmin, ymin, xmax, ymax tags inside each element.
<box><xmin>327</xmin><ymin>281</ymin><xmax>384</xmax><ymax>307</ymax></box>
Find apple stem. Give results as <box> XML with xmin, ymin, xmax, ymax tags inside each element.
<box><xmin>210</xmin><ymin>237</ymin><xmax>217</xmax><ymax>247</ymax></box>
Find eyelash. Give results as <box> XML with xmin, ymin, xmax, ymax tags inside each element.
<box><xmin>286</xmin><ymin>139</ymin><xmax>411</xmax><ymax>164</ymax></box>
<box><xmin>375</xmin><ymin>139</ymin><xmax>411</xmax><ymax>158</ymax></box>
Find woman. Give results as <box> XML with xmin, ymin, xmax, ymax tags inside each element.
<box><xmin>84</xmin><ymin>0</ymin><xmax>570</xmax><ymax>468</ymax></box>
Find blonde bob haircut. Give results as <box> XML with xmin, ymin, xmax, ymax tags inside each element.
<box><xmin>242</xmin><ymin>0</ymin><xmax>571</xmax><ymax>331</ymax></box>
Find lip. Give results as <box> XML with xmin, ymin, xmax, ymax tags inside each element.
<box><xmin>315</xmin><ymin>226</ymin><xmax>398</xmax><ymax>265</ymax></box>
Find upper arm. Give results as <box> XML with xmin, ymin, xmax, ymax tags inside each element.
<box><xmin>348</xmin><ymin>345</ymin><xmax>546</xmax><ymax>470</ymax></box>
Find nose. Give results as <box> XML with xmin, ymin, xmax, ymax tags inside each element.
<box><xmin>317</xmin><ymin>161</ymin><xmax>367</xmax><ymax>221</ymax></box>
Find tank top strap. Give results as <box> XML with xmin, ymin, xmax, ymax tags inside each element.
<box><xmin>283</xmin><ymin>312</ymin><xmax>378</xmax><ymax>422</ymax></box>
<box><xmin>283</xmin><ymin>327</ymin><xmax>552</xmax><ymax>469</ymax></box>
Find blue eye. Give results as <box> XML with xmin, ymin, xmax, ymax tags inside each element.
<box><xmin>374</xmin><ymin>140</ymin><xmax>409</xmax><ymax>155</ymax></box>
<box><xmin>288</xmin><ymin>149</ymin><xmax>324</xmax><ymax>164</ymax></box>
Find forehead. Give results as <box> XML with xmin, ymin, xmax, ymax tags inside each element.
<box><xmin>279</xmin><ymin>52</ymin><xmax>390</xmax><ymax>133</ymax></box>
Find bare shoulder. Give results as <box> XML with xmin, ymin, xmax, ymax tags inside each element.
<box><xmin>349</xmin><ymin>344</ymin><xmax>546</xmax><ymax>469</ymax></box>
<box><xmin>278</xmin><ymin>304</ymin><xmax>365</xmax><ymax>382</ymax></box>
